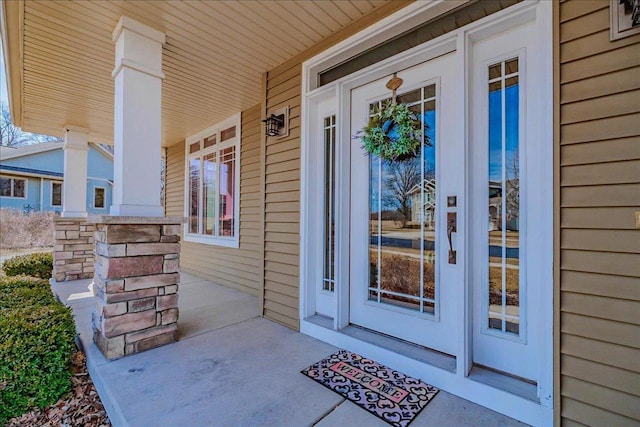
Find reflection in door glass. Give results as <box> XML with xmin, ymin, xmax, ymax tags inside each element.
<box><xmin>323</xmin><ymin>115</ymin><xmax>336</xmax><ymax>292</ymax></box>
<box><xmin>368</xmin><ymin>85</ymin><xmax>437</xmax><ymax>314</ymax></box>
<box><xmin>488</xmin><ymin>58</ymin><xmax>520</xmax><ymax>335</ymax></box>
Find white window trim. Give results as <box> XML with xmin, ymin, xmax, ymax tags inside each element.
<box><xmin>93</xmin><ymin>186</ymin><xmax>107</xmax><ymax>209</ymax></box>
<box><xmin>183</xmin><ymin>113</ymin><xmax>241</xmax><ymax>248</ymax></box>
<box><xmin>0</xmin><ymin>175</ymin><xmax>28</xmax><ymax>199</ymax></box>
<box><xmin>51</xmin><ymin>181</ymin><xmax>63</xmax><ymax>207</ymax></box>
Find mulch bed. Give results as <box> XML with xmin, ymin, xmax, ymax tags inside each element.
<box><xmin>6</xmin><ymin>351</ymin><xmax>111</xmax><ymax>427</ymax></box>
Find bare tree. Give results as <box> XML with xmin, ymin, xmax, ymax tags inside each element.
<box><xmin>1</xmin><ymin>102</ymin><xmax>63</xmax><ymax>147</ymax></box>
<box><xmin>505</xmin><ymin>151</ymin><xmax>519</xmax><ymax>228</ymax></box>
<box><xmin>383</xmin><ymin>157</ymin><xmax>421</xmax><ymax>227</ymax></box>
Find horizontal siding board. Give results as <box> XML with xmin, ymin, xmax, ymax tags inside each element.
<box><xmin>561</xmin><ymin>293</ymin><xmax>640</xmax><ymax>326</ymax></box>
<box><xmin>265</xmin><ymin>158</ymin><xmax>302</xmax><ymax>175</ymax></box>
<box><xmin>267</xmin><ymin>63</ymin><xmax>301</xmax><ymax>87</ymax></box>
<box><xmin>561</xmin><ymin>376</ymin><xmax>640</xmax><ymax>420</ymax></box>
<box><xmin>561</xmin><ymin>334</ymin><xmax>640</xmax><ymax>373</ymax></box>
<box><xmin>562</xmin><ymin>397</ymin><xmax>640</xmax><ymax>427</ymax></box>
<box><xmin>560</xmin><ymin>90</ymin><xmax>640</xmax><ymax>125</ymax></box>
<box><xmin>265</xmin><ymin>270</ymin><xmax>299</xmax><ymax>289</ymax></box>
<box><xmin>560</xmin><ymin>67</ymin><xmax>640</xmax><ymax>104</ymax></box>
<box><xmin>561</xmin><ymin>160</ymin><xmax>640</xmax><ymax>186</ymax></box>
<box><xmin>265</xmin><ymin>231</ymin><xmax>299</xmax><ymax>244</ymax></box>
<box><xmin>265</xmin><ymin>181</ymin><xmax>300</xmax><ymax>195</ymax></box>
<box><xmin>560</xmin><ymin>229</ymin><xmax>640</xmax><ymax>253</ymax></box>
<box><xmin>561</xmin><ymin>270</ymin><xmax>640</xmax><ymax>300</ymax></box>
<box><xmin>265</xmin><ymin>212</ymin><xmax>300</xmax><ymax>224</ymax></box>
<box><xmin>559</xmin><ymin>7</ymin><xmax>609</xmax><ymax>43</ymax></box>
<box><xmin>263</xmin><ymin>308</ymin><xmax>298</xmax><ymax>330</ymax></box>
<box><xmin>265</xmin><ymin>260</ymin><xmax>299</xmax><ymax>277</ymax></box>
<box><xmin>559</xmin><ymin>1</ymin><xmax>606</xmax><ymax>23</ymax></box>
<box><xmin>265</xmin><ymin>251</ymin><xmax>299</xmax><ymax>266</ymax></box>
<box><xmin>264</xmin><ymin>201</ymin><xmax>300</xmax><ymax>213</ymax></box>
<box><xmin>561</xmin><ymin>250</ymin><xmax>640</xmax><ymax>277</ymax></box>
<box><xmin>560</xmin><ymin>137</ymin><xmax>640</xmax><ymax>166</ymax></box>
<box><xmin>560</xmin><ymin>44</ymin><xmax>640</xmax><ymax>85</ymax></box>
<box><xmin>561</xmin><ymin>207</ymin><xmax>639</xmax><ymax>230</ymax></box>
<box><xmin>561</xmin><ymin>184</ymin><xmax>640</xmax><ymax>207</ymax></box>
<box><xmin>560</xmin><ymin>29</ymin><xmax>639</xmax><ymax>64</ymax></box>
<box><xmin>562</xmin><ymin>354</ymin><xmax>640</xmax><ymax>397</ymax></box>
<box><xmin>560</xmin><ymin>113</ymin><xmax>640</xmax><ymax>145</ymax></box>
<box><xmin>263</xmin><ymin>299</ymin><xmax>298</xmax><ymax>321</ymax></box>
<box><xmin>264</xmin><ymin>280</ymin><xmax>299</xmax><ymax>299</ymax></box>
<box><xmin>561</xmin><ymin>312</ymin><xmax>640</xmax><ymax>347</ymax></box>
<box><xmin>264</xmin><ymin>289</ymin><xmax>298</xmax><ymax>309</ymax></box>
<box><xmin>266</xmin><ymin>75</ymin><xmax>301</xmax><ymax>100</ymax></box>
<box><xmin>265</xmin><ymin>190</ymin><xmax>301</xmax><ymax>203</ymax></box>
<box><xmin>266</xmin><ymin>147</ymin><xmax>300</xmax><ymax>163</ymax></box>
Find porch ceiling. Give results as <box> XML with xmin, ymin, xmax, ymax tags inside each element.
<box><xmin>1</xmin><ymin>0</ymin><xmax>390</xmax><ymax>146</ymax></box>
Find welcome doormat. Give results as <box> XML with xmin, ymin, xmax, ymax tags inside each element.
<box><xmin>301</xmin><ymin>350</ymin><xmax>438</xmax><ymax>427</ymax></box>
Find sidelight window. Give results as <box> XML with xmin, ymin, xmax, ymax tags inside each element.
<box><xmin>487</xmin><ymin>58</ymin><xmax>521</xmax><ymax>336</ymax></box>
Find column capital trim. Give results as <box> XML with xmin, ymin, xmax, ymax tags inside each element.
<box><xmin>63</xmin><ymin>124</ymin><xmax>89</xmax><ymax>134</ymax></box>
<box><xmin>112</xmin><ymin>16</ymin><xmax>165</xmax><ymax>45</ymax></box>
<box><xmin>111</xmin><ymin>58</ymin><xmax>165</xmax><ymax>80</ymax></box>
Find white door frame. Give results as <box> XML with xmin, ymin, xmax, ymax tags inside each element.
<box><xmin>299</xmin><ymin>2</ymin><xmax>553</xmax><ymax>425</ymax></box>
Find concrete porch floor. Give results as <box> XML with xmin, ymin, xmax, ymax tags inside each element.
<box><xmin>52</xmin><ymin>273</ymin><xmax>527</xmax><ymax>427</ymax></box>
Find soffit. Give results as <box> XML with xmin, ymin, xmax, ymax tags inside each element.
<box><xmin>16</xmin><ymin>0</ymin><xmax>389</xmax><ymax>146</ymax></box>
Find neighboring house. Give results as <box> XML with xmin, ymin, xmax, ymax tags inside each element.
<box><xmin>2</xmin><ymin>1</ymin><xmax>639</xmax><ymax>426</ymax></box>
<box><xmin>0</xmin><ymin>142</ymin><xmax>114</xmax><ymax>214</ymax></box>
<box><xmin>408</xmin><ymin>178</ymin><xmax>436</xmax><ymax>228</ymax></box>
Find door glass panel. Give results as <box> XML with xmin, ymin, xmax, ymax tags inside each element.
<box><xmin>368</xmin><ymin>84</ymin><xmax>437</xmax><ymax>314</ymax></box>
<box><xmin>323</xmin><ymin>115</ymin><xmax>336</xmax><ymax>292</ymax></box>
<box><xmin>488</xmin><ymin>58</ymin><xmax>520</xmax><ymax>335</ymax></box>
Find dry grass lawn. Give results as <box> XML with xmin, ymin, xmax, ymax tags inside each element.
<box><xmin>0</xmin><ymin>209</ymin><xmax>54</xmax><ymax>250</ymax></box>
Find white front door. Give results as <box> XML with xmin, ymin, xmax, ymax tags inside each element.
<box><xmin>348</xmin><ymin>17</ymin><xmax>543</xmax><ymax>381</ymax></box>
<box><xmin>349</xmin><ymin>52</ymin><xmax>460</xmax><ymax>356</ymax></box>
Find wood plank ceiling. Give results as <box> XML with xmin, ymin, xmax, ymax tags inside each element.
<box><xmin>18</xmin><ymin>0</ymin><xmax>388</xmax><ymax>146</ymax></box>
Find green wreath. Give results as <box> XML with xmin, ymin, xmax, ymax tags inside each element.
<box><xmin>359</xmin><ymin>101</ymin><xmax>426</xmax><ymax>162</ymax></box>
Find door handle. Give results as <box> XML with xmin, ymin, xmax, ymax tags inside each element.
<box><xmin>447</xmin><ymin>212</ymin><xmax>457</xmax><ymax>264</ymax></box>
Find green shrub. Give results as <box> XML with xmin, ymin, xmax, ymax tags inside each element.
<box><xmin>0</xmin><ymin>276</ymin><xmax>57</xmax><ymax>311</ymax></box>
<box><xmin>2</xmin><ymin>252</ymin><xmax>53</xmax><ymax>279</ymax></box>
<box><xmin>0</xmin><ymin>276</ymin><xmax>76</xmax><ymax>424</ymax></box>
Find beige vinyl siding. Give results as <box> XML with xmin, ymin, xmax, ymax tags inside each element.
<box><xmin>165</xmin><ymin>105</ymin><xmax>263</xmax><ymax>296</ymax></box>
<box><xmin>261</xmin><ymin>1</ymin><xmax>412</xmax><ymax>330</ymax></box>
<box><xmin>558</xmin><ymin>1</ymin><xmax>640</xmax><ymax>425</ymax></box>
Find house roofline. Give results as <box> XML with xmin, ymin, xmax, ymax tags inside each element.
<box><xmin>0</xmin><ymin>142</ymin><xmax>62</xmax><ymax>160</ymax></box>
<box><xmin>0</xmin><ymin>164</ymin><xmax>63</xmax><ymax>179</ymax></box>
<box><xmin>0</xmin><ymin>0</ymin><xmax>24</xmax><ymax>127</ymax></box>
<box><xmin>0</xmin><ymin>141</ymin><xmax>113</xmax><ymax>161</ymax></box>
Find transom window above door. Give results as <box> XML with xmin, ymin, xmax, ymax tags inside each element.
<box><xmin>184</xmin><ymin>113</ymin><xmax>240</xmax><ymax>248</ymax></box>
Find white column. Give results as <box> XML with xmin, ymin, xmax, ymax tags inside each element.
<box><xmin>61</xmin><ymin>125</ymin><xmax>89</xmax><ymax>218</ymax></box>
<box><xmin>110</xmin><ymin>16</ymin><xmax>165</xmax><ymax>217</ymax></box>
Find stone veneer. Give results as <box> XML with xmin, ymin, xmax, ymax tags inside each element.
<box><xmin>88</xmin><ymin>216</ymin><xmax>184</xmax><ymax>359</ymax></box>
<box><xmin>53</xmin><ymin>218</ymin><xmax>95</xmax><ymax>282</ymax></box>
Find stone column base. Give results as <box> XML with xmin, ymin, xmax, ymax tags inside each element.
<box><xmin>53</xmin><ymin>218</ymin><xmax>95</xmax><ymax>282</ymax></box>
<box><xmin>88</xmin><ymin>216</ymin><xmax>184</xmax><ymax>359</ymax></box>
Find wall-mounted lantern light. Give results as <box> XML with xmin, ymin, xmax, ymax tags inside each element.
<box><xmin>263</xmin><ymin>106</ymin><xmax>289</xmax><ymax>138</ymax></box>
